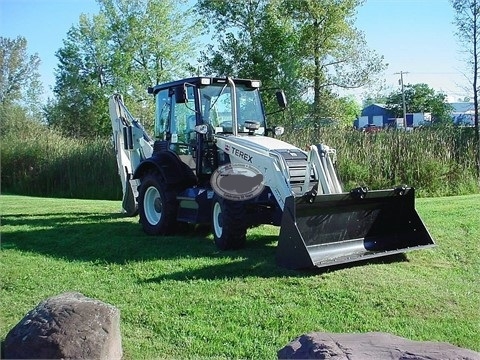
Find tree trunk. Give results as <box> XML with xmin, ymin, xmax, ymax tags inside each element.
<box><xmin>313</xmin><ymin>19</ymin><xmax>322</xmax><ymax>122</ymax></box>
<box><xmin>474</xmin><ymin>0</ymin><xmax>480</xmax><ymax>185</ymax></box>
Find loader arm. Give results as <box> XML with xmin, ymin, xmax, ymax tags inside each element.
<box><xmin>214</xmin><ymin>134</ymin><xmax>434</xmax><ymax>270</ymax></box>
<box><xmin>109</xmin><ymin>94</ymin><xmax>154</xmax><ymax>215</ymax></box>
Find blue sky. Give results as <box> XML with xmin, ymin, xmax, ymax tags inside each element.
<box><xmin>0</xmin><ymin>0</ymin><xmax>470</xmax><ymax>102</ymax></box>
<box><xmin>0</xmin><ymin>0</ymin><xmax>99</xmax><ymax>98</ymax></box>
<box><xmin>356</xmin><ymin>0</ymin><xmax>468</xmax><ymax>101</ymax></box>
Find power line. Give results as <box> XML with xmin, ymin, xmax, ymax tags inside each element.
<box><xmin>405</xmin><ymin>72</ymin><xmax>461</xmax><ymax>75</ymax></box>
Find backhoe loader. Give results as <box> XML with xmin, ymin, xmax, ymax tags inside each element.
<box><xmin>109</xmin><ymin>77</ymin><xmax>434</xmax><ymax>269</ymax></box>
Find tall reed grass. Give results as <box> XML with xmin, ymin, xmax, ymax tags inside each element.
<box><xmin>283</xmin><ymin>126</ymin><xmax>479</xmax><ymax>197</ymax></box>
<box><xmin>1</xmin><ymin>114</ymin><xmax>478</xmax><ymax>199</ymax></box>
<box><xmin>1</xmin><ymin>123</ymin><xmax>121</xmax><ymax>200</ymax></box>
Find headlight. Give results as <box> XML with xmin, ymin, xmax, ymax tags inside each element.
<box><xmin>274</xmin><ymin>126</ymin><xmax>284</xmax><ymax>136</ymax></box>
<box><xmin>250</xmin><ymin>80</ymin><xmax>261</xmax><ymax>88</ymax></box>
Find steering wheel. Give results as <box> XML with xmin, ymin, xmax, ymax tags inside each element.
<box><xmin>219</xmin><ymin>121</ymin><xmax>232</xmax><ymax>127</ymax></box>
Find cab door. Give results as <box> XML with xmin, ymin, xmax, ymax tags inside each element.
<box><xmin>170</xmin><ymin>86</ymin><xmax>198</xmax><ymax>171</ymax></box>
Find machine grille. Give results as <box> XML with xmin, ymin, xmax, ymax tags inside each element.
<box><xmin>276</xmin><ymin>150</ymin><xmax>316</xmax><ymax>195</ymax></box>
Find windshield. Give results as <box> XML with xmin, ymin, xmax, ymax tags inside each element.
<box><xmin>199</xmin><ymin>83</ymin><xmax>265</xmax><ymax>134</ymax></box>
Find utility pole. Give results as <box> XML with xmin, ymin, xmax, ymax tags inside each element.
<box><xmin>394</xmin><ymin>71</ymin><xmax>409</xmax><ymax>128</ymax></box>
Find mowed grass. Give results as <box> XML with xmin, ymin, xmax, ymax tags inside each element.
<box><xmin>1</xmin><ymin>194</ymin><xmax>479</xmax><ymax>359</ymax></box>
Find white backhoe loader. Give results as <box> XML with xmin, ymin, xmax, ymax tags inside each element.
<box><xmin>109</xmin><ymin>77</ymin><xmax>434</xmax><ymax>269</ymax></box>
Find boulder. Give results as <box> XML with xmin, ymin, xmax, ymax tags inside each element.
<box><xmin>3</xmin><ymin>292</ymin><xmax>122</xmax><ymax>360</ymax></box>
<box><xmin>278</xmin><ymin>332</ymin><xmax>480</xmax><ymax>360</ymax></box>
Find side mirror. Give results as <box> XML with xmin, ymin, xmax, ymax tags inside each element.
<box><xmin>276</xmin><ymin>91</ymin><xmax>287</xmax><ymax>109</ymax></box>
<box><xmin>194</xmin><ymin>124</ymin><xmax>208</xmax><ymax>134</ymax></box>
<box><xmin>175</xmin><ymin>85</ymin><xmax>187</xmax><ymax>104</ymax></box>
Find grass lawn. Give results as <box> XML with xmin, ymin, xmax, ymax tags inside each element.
<box><xmin>1</xmin><ymin>194</ymin><xmax>479</xmax><ymax>359</ymax></box>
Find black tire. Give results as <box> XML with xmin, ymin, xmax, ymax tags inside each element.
<box><xmin>138</xmin><ymin>172</ymin><xmax>177</xmax><ymax>235</ymax></box>
<box><xmin>211</xmin><ymin>194</ymin><xmax>246</xmax><ymax>250</ymax></box>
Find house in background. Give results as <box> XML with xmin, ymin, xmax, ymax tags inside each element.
<box><xmin>354</xmin><ymin>102</ymin><xmax>466</xmax><ymax>129</ymax></box>
<box><xmin>450</xmin><ymin>102</ymin><xmax>475</xmax><ymax>126</ymax></box>
<box><xmin>354</xmin><ymin>104</ymin><xmax>394</xmax><ymax>129</ymax></box>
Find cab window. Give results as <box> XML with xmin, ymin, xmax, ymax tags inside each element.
<box><xmin>154</xmin><ymin>89</ymin><xmax>170</xmax><ymax>140</ymax></box>
<box><xmin>170</xmin><ymin>86</ymin><xmax>196</xmax><ymax>154</ymax></box>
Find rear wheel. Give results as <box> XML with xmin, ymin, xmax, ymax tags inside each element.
<box><xmin>212</xmin><ymin>194</ymin><xmax>246</xmax><ymax>250</ymax></box>
<box><xmin>138</xmin><ymin>172</ymin><xmax>177</xmax><ymax>235</ymax></box>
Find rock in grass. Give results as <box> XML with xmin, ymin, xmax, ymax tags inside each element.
<box><xmin>278</xmin><ymin>332</ymin><xmax>480</xmax><ymax>360</ymax></box>
<box><xmin>3</xmin><ymin>292</ymin><xmax>122</xmax><ymax>360</ymax></box>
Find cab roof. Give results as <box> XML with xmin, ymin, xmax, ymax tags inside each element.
<box><xmin>147</xmin><ymin>77</ymin><xmax>261</xmax><ymax>95</ymax></box>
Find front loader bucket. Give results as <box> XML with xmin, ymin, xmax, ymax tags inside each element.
<box><xmin>276</xmin><ymin>188</ymin><xmax>434</xmax><ymax>269</ymax></box>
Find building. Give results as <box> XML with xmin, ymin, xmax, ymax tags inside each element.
<box><xmin>354</xmin><ymin>104</ymin><xmax>393</xmax><ymax>129</ymax></box>
<box><xmin>450</xmin><ymin>102</ymin><xmax>475</xmax><ymax>126</ymax></box>
<box><xmin>354</xmin><ymin>104</ymin><xmax>431</xmax><ymax>129</ymax></box>
<box><xmin>355</xmin><ymin>102</ymin><xmax>475</xmax><ymax>129</ymax></box>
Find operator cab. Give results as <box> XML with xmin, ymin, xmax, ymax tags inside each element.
<box><xmin>147</xmin><ymin>77</ymin><xmax>284</xmax><ymax>178</ymax></box>
<box><xmin>149</xmin><ymin>77</ymin><xmax>267</xmax><ymax>143</ymax></box>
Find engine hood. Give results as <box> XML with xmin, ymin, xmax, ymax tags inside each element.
<box><xmin>216</xmin><ymin>134</ymin><xmax>301</xmax><ymax>154</ymax></box>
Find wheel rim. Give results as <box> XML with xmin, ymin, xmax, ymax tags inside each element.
<box><xmin>144</xmin><ymin>186</ymin><xmax>162</xmax><ymax>225</ymax></box>
<box><xmin>212</xmin><ymin>201</ymin><xmax>223</xmax><ymax>238</ymax></box>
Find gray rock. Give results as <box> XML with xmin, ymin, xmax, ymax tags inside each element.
<box><xmin>3</xmin><ymin>292</ymin><xmax>122</xmax><ymax>360</ymax></box>
<box><xmin>278</xmin><ymin>332</ymin><xmax>480</xmax><ymax>360</ymax></box>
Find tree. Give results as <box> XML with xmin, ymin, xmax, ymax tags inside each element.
<box><xmin>47</xmin><ymin>0</ymin><xmax>199</xmax><ymax>138</ymax></box>
<box><xmin>452</xmin><ymin>0</ymin><xmax>480</xmax><ymax>181</ymax></box>
<box><xmin>197</xmin><ymin>0</ymin><xmax>304</xmax><ymax>121</ymax></box>
<box><xmin>336</xmin><ymin>95</ymin><xmax>361</xmax><ymax>127</ymax></box>
<box><xmin>0</xmin><ymin>36</ymin><xmax>43</xmax><ymax>117</ymax></box>
<box><xmin>384</xmin><ymin>83</ymin><xmax>453</xmax><ymax>124</ymax></box>
<box><xmin>46</xmin><ymin>13</ymin><xmax>113</xmax><ymax>137</ymax></box>
<box><xmin>99</xmin><ymin>0</ymin><xmax>199</xmax><ymax>94</ymax></box>
<box><xmin>282</xmin><ymin>0</ymin><xmax>385</xmax><ymax>119</ymax></box>
<box><xmin>197</xmin><ymin>0</ymin><xmax>385</xmax><ymax>127</ymax></box>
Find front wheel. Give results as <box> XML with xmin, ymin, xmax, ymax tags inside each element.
<box><xmin>211</xmin><ymin>194</ymin><xmax>246</xmax><ymax>250</ymax></box>
<box><xmin>138</xmin><ymin>173</ymin><xmax>177</xmax><ymax>235</ymax></box>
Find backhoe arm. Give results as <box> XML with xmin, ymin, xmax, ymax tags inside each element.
<box><xmin>109</xmin><ymin>94</ymin><xmax>153</xmax><ymax>215</ymax></box>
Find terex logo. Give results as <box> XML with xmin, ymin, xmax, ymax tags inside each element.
<box><xmin>210</xmin><ymin>163</ymin><xmax>264</xmax><ymax>201</ymax></box>
<box><xmin>231</xmin><ymin>146</ymin><xmax>253</xmax><ymax>163</ymax></box>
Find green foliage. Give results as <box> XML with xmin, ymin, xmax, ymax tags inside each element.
<box><xmin>451</xmin><ymin>0</ymin><xmax>480</xmax><ymax>180</ymax></box>
<box><xmin>44</xmin><ymin>13</ymin><xmax>116</xmax><ymax>137</ymax></box>
<box><xmin>282</xmin><ymin>126</ymin><xmax>479</xmax><ymax>196</ymax></box>
<box><xmin>286</xmin><ymin>0</ymin><xmax>385</xmax><ymax>91</ymax></box>
<box><xmin>198</xmin><ymin>0</ymin><xmax>385</xmax><ymax>129</ymax></box>
<box><xmin>0</xmin><ymin>36</ymin><xmax>43</xmax><ymax>117</ymax></box>
<box><xmin>309</xmin><ymin>91</ymin><xmax>362</xmax><ymax>128</ymax></box>
<box><xmin>1</xmin><ymin>194</ymin><xmax>479</xmax><ymax>358</ymax></box>
<box><xmin>46</xmin><ymin>0</ymin><xmax>200</xmax><ymax>138</ymax></box>
<box><xmin>2</xmin><ymin>100</ymin><xmax>479</xmax><ymax>199</ymax></box>
<box><xmin>1</xmin><ymin>104</ymin><xmax>120</xmax><ymax>199</ymax></box>
<box><xmin>0</xmin><ymin>103</ymin><xmax>40</xmax><ymax>138</ymax></box>
<box><xmin>99</xmin><ymin>0</ymin><xmax>199</xmax><ymax>89</ymax></box>
<box><xmin>336</xmin><ymin>96</ymin><xmax>362</xmax><ymax>127</ymax></box>
<box><xmin>197</xmin><ymin>0</ymin><xmax>303</xmax><ymax>115</ymax></box>
<box><xmin>385</xmin><ymin>83</ymin><xmax>453</xmax><ymax>124</ymax></box>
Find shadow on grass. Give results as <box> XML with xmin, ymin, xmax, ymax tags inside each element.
<box><xmin>2</xmin><ymin>212</ymin><xmax>213</xmax><ymax>262</ymax></box>
<box><xmin>1</xmin><ymin>212</ymin><xmax>408</xmax><ymax>280</ymax></box>
<box><xmin>140</xmin><ymin>251</ymin><xmax>408</xmax><ymax>282</ymax></box>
